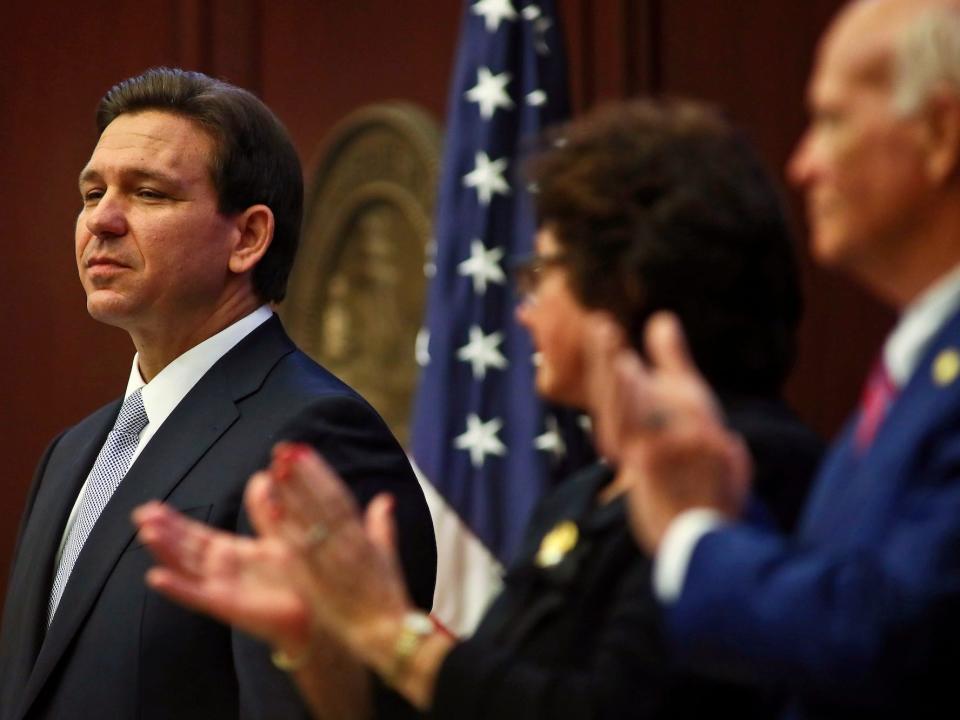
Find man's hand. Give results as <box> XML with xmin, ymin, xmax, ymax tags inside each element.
<box><xmin>623</xmin><ymin>416</ymin><xmax>752</xmax><ymax>552</ymax></box>
<box><xmin>584</xmin><ymin>312</ymin><xmax>751</xmax><ymax>552</ymax></box>
<box><xmin>584</xmin><ymin>311</ymin><xmax>724</xmax><ymax>462</ymax></box>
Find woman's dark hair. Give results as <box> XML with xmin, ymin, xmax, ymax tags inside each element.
<box><xmin>96</xmin><ymin>67</ymin><xmax>303</xmax><ymax>303</ymax></box>
<box><xmin>529</xmin><ymin>99</ymin><xmax>802</xmax><ymax>395</ymax></box>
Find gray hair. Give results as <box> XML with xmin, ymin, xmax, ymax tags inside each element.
<box><xmin>893</xmin><ymin>3</ymin><xmax>960</xmax><ymax>114</ymax></box>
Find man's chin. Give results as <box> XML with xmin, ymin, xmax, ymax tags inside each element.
<box><xmin>809</xmin><ymin>228</ymin><xmax>856</xmax><ymax>269</ymax></box>
<box><xmin>85</xmin><ymin>294</ymin><xmax>135</xmax><ymax>328</ymax></box>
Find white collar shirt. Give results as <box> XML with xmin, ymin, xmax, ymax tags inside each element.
<box><xmin>654</xmin><ymin>262</ymin><xmax>960</xmax><ymax>603</ymax></box>
<box><xmin>55</xmin><ymin>305</ymin><xmax>274</xmax><ymax>564</ymax></box>
<box><xmin>123</xmin><ymin>304</ymin><xmax>274</xmax><ymax>462</ymax></box>
<box><xmin>883</xmin><ymin>263</ymin><xmax>960</xmax><ymax>388</ymax></box>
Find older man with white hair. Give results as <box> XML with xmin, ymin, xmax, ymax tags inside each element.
<box><xmin>608</xmin><ymin>0</ymin><xmax>960</xmax><ymax>716</ymax></box>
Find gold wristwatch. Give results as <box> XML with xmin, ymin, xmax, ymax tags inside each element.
<box><xmin>387</xmin><ymin>611</ymin><xmax>435</xmax><ymax>684</ymax></box>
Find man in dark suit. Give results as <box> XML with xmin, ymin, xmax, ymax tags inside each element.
<box><xmin>595</xmin><ymin>0</ymin><xmax>960</xmax><ymax>717</ymax></box>
<box><xmin>0</xmin><ymin>67</ymin><xmax>436</xmax><ymax>720</ymax></box>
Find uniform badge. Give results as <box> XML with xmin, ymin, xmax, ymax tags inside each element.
<box><xmin>535</xmin><ymin>520</ymin><xmax>579</xmax><ymax>567</ymax></box>
<box><xmin>933</xmin><ymin>348</ymin><xmax>960</xmax><ymax>386</ymax></box>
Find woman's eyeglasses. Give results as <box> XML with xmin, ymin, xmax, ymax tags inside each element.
<box><xmin>512</xmin><ymin>252</ymin><xmax>569</xmax><ymax>302</ymax></box>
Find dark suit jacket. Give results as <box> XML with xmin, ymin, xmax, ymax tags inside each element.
<box><xmin>429</xmin><ymin>399</ymin><xmax>820</xmax><ymax>720</ymax></box>
<box><xmin>0</xmin><ymin>316</ymin><xmax>437</xmax><ymax>720</ymax></box>
<box><xmin>667</xmin><ymin>308</ymin><xmax>960</xmax><ymax>718</ymax></box>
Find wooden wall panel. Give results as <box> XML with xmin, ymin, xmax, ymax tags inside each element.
<box><xmin>0</xmin><ymin>1</ymin><xmax>189</xmax><ymax>595</ymax></box>
<box><xmin>559</xmin><ymin>0</ymin><xmax>894</xmax><ymax>434</ymax></box>
<box><xmin>256</xmin><ymin>2</ymin><xmax>460</xmax><ymax>172</ymax></box>
<box><xmin>653</xmin><ymin>1</ymin><xmax>895</xmax><ymax>434</ymax></box>
<box><xmin>0</xmin><ymin>0</ymin><xmax>885</xmax><ymax>604</ymax></box>
<box><xmin>0</xmin><ymin>0</ymin><xmax>463</xmax><ymax>604</ymax></box>
<box><xmin>559</xmin><ymin>0</ymin><xmax>661</xmax><ymax>108</ymax></box>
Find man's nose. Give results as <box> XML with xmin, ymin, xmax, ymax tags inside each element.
<box><xmin>787</xmin><ymin>129</ymin><xmax>815</xmax><ymax>188</ymax></box>
<box><xmin>85</xmin><ymin>192</ymin><xmax>128</xmax><ymax>238</ymax></box>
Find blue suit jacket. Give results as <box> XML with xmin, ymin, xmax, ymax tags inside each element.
<box><xmin>0</xmin><ymin>317</ymin><xmax>436</xmax><ymax>720</ymax></box>
<box><xmin>667</xmin><ymin>308</ymin><xmax>960</xmax><ymax>718</ymax></box>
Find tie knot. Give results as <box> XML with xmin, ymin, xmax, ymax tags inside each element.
<box><xmin>855</xmin><ymin>356</ymin><xmax>898</xmax><ymax>451</ymax></box>
<box><xmin>863</xmin><ymin>357</ymin><xmax>897</xmax><ymax>404</ymax></box>
<box><xmin>115</xmin><ymin>388</ymin><xmax>149</xmax><ymax>437</ymax></box>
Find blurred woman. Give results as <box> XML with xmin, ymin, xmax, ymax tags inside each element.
<box><xmin>135</xmin><ymin>99</ymin><xmax>821</xmax><ymax>719</ymax></box>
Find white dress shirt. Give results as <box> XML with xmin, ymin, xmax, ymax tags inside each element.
<box><xmin>53</xmin><ymin>306</ymin><xmax>274</xmax><ymax>568</ymax></box>
<box><xmin>653</xmin><ymin>264</ymin><xmax>960</xmax><ymax>602</ymax></box>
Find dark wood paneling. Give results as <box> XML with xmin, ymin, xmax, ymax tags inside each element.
<box><xmin>209</xmin><ymin>0</ymin><xmax>262</xmax><ymax>91</ymax></box>
<box><xmin>629</xmin><ymin>0</ymin><xmax>664</xmax><ymax>96</ymax></box>
<box><xmin>0</xmin><ymin>0</ymin><xmax>886</xmax><ymax>604</ymax></box>
<box><xmin>257</xmin><ymin>2</ymin><xmax>460</xmax><ymax>173</ymax></box>
<box><xmin>0</xmin><ymin>0</ymin><xmax>462</xmax><ymax>604</ymax></box>
<box><xmin>173</xmin><ymin>0</ymin><xmax>213</xmax><ymax>72</ymax></box>
<box><xmin>0</xmin><ymin>0</ymin><xmax>187</xmax><ymax>595</ymax></box>
<box><xmin>654</xmin><ymin>1</ymin><xmax>893</xmax><ymax>435</ymax></box>
<box><xmin>559</xmin><ymin>0</ymin><xmax>663</xmax><ymax>108</ymax></box>
<box><xmin>555</xmin><ymin>0</ymin><xmax>887</xmax><ymax>435</ymax></box>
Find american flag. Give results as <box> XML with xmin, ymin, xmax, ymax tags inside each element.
<box><xmin>411</xmin><ymin>0</ymin><xmax>584</xmax><ymax>634</ymax></box>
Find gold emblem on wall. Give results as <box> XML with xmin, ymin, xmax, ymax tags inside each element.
<box><xmin>280</xmin><ymin>103</ymin><xmax>441</xmax><ymax>445</ymax></box>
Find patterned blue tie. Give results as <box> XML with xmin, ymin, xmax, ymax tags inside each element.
<box><xmin>48</xmin><ymin>388</ymin><xmax>149</xmax><ymax>624</ymax></box>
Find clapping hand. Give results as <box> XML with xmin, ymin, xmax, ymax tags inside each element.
<box><xmin>584</xmin><ymin>312</ymin><xmax>752</xmax><ymax>551</ymax></box>
<box><xmin>134</xmin><ymin>443</ymin><xmax>414</xmax><ymax>665</ymax></box>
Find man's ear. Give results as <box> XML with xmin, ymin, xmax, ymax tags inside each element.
<box><xmin>229</xmin><ymin>204</ymin><xmax>274</xmax><ymax>274</ymax></box>
<box><xmin>921</xmin><ymin>87</ymin><xmax>960</xmax><ymax>185</ymax></box>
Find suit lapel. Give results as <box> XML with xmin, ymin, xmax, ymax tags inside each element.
<box><xmin>17</xmin><ymin>317</ymin><xmax>296</xmax><ymax>720</ymax></box>
<box><xmin>798</xmin><ymin>413</ymin><xmax>868</xmax><ymax>541</ymax></box>
<box><xmin>801</xmin><ymin>308</ymin><xmax>960</xmax><ymax>542</ymax></box>
<box><xmin>1</xmin><ymin>403</ymin><xmax>117</xmax><ymax>710</ymax></box>
<box><xmin>872</xmin><ymin>310</ymin><xmax>960</xmax><ymax>448</ymax></box>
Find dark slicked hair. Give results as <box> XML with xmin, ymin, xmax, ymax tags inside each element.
<box><xmin>529</xmin><ymin>99</ymin><xmax>802</xmax><ymax>396</ymax></box>
<box><xmin>96</xmin><ymin>67</ymin><xmax>303</xmax><ymax>303</ymax></box>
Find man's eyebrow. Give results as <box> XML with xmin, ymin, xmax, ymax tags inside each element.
<box><xmin>78</xmin><ymin>167</ymin><xmax>183</xmax><ymax>188</ymax></box>
<box><xmin>78</xmin><ymin>167</ymin><xmax>101</xmax><ymax>188</ymax></box>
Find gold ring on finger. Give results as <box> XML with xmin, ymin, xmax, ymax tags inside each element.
<box><xmin>304</xmin><ymin>522</ymin><xmax>330</xmax><ymax>549</ymax></box>
<box><xmin>642</xmin><ymin>409</ymin><xmax>670</xmax><ymax>431</ymax></box>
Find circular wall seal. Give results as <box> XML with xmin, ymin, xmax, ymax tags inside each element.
<box><xmin>281</xmin><ymin>103</ymin><xmax>441</xmax><ymax>445</ymax></box>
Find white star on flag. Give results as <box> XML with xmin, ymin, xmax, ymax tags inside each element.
<box><xmin>472</xmin><ymin>0</ymin><xmax>518</xmax><ymax>32</ymax></box>
<box><xmin>534</xmin><ymin>414</ymin><xmax>567</xmax><ymax>460</ymax></box>
<box><xmin>526</xmin><ymin>89</ymin><xmax>547</xmax><ymax>107</ymax></box>
<box><xmin>424</xmin><ymin>236</ymin><xmax>437</xmax><ymax>278</ymax></box>
<box><xmin>458</xmin><ymin>239</ymin><xmax>506</xmax><ymax>294</ymax></box>
<box><xmin>463</xmin><ymin>151</ymin><xmax>510</xmax><ymax>205</ymax></box>
<box><xmin>521</xmin><ymin>5</ymin><xmax>542</xmax><ymax>20</ymax></box>
<box><xmin>458</xmin><ymin>325</ymin><xmax>508</xmax><ymax>379</ymax></box>
<box><xmin>533</xmin><ymin>15</ymin><xmax>553</xmax><ymax>54</ymax></box>
<box><xmin>465</xmin><ymin>67</ymin><xmax>514</xmax><ymax>119</ymax></box>
<box><xmin>455</xmin><ymin>413</ymin><xmax>508</xmax><ymax>468</ymax></box>
<box><xmin>416</xmin><ymin>327</ymin><xmax>431</xmax><ymax>367</ymax></box>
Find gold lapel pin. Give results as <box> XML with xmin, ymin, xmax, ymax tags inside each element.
<box><xmin>933</xmin><ymin>348</ymin><xmax>960</xmax><ymax>387</ymax></box>
<box><xmin>535</xmin><ymin>520</ymin><xmax>579</xmax><ymax>568</ymax></box>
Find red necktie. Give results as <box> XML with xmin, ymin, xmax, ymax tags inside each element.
<box><xmin>855</xmin><ymin>357</ymin><xmax>897</xmax><ymax>452</ymax></box>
